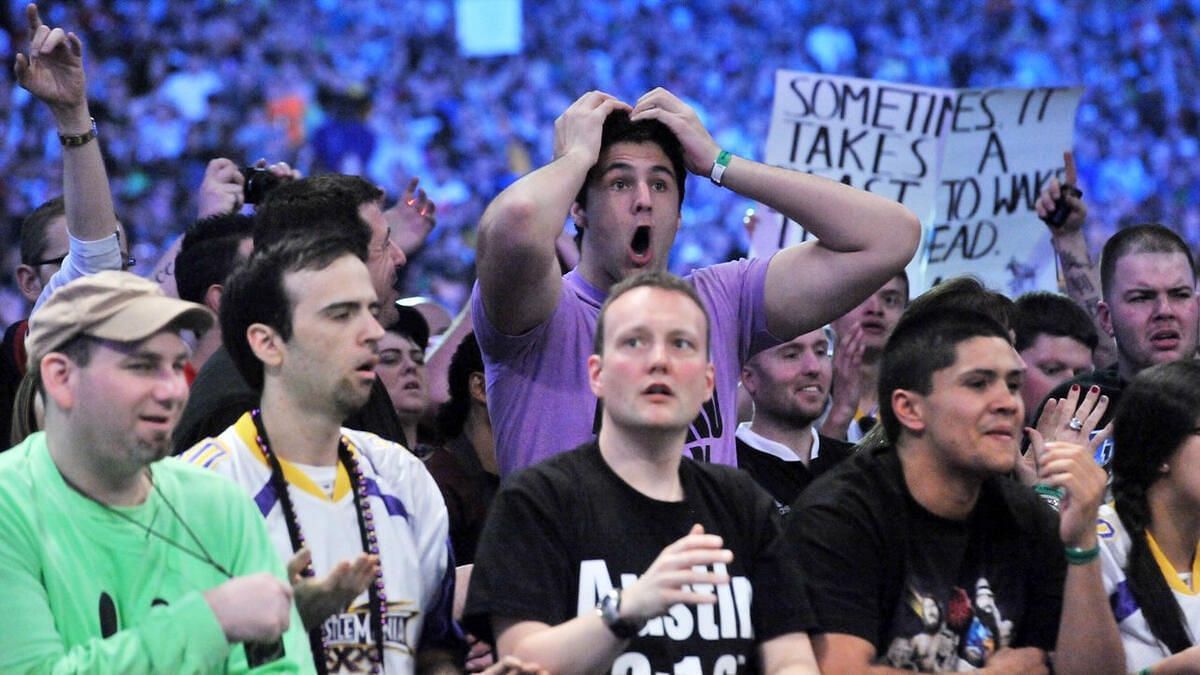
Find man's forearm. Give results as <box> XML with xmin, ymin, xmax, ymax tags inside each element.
<box><xmin>1051</xmin><ymin>230</ymin><xmax>1117</xmax><ymax>367</ymax></box>
<box><xmin>1053</xmin><ymin>555</ymin><xmax>1124</xmax><ymax>675</ymax></box>
<box><xmin>718</xmin><ymin>157</ymin><xmax>920</xmax><ymax>257</ymax></box>
<box><xmin>52</xmin><ymin>101</ymin><xmax>119</xmax><ymax>244</ymax></box>
<box><xmin>497</xmin><ymin>616</ymin><xmax>627</xmax><ymax>674</ymax></box>
<box><xmin>477</xmin><ymin>152</ymin><xmax>591</xmax><ymax>265</ymax></box>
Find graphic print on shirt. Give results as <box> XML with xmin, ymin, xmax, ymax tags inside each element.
<box><xmin>321</xmin><ymin>599</ymin><xmax>418</xmax><ymax>671</ymax></box>
<box><xmin>883</xmin><ymin>577</ymin><xmax>1014</xmax><ymax>671</ymax></box>
<box><xmin>591</xmin><ymin>393</ymin><xmax>724</xmax><ymax>464</ymax></box>
<box><xmin>576</xmin><ymin>558</ymin><xmax>755</xmax><ymax>674</ymax></box>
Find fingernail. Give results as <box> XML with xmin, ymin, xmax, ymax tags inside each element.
<box><xmin>1071</xmin><ymin>384</ymin><xmax>1080</xmax><ymax>392</ymax></box>
<box><xmin>1100</xmin><ymin>395</ymin><xmax>1108</xmax><ymax>403</ymax></box>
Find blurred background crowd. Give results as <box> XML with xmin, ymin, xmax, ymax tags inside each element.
<box><xmin>1</xmin><ymin>0</ymin><xmax>1196</xmax><ymax>325</ymax></box>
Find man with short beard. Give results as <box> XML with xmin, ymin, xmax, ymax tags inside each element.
<box><xmin>737</xmin><ymin>327</ymin><xmax>854</xmax><ymax>512</ymax></box>
<box><xmin>0</xmin><ymin>272</ymin><xmax>311</xmax><ymax>672</ymax></box>
<box><xmin>182</xmin><ymin>234</ymin><xmax>461</xmax><ymax>673</ymax></box>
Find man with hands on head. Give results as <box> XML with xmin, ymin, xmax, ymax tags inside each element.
<box><xmin>783</xmin><ymin>306</ymin><xmax>1123</xmax><ymax>674</ymax></box>
<box><xmin>473</xmin><ymin>87</ymin><xmax>921</xmax><ymax>476</ymax></box>
<box><xmin>465</xmin><ymin>272</ymin><xmax>819</xmax><ymax>674</ymax></box>
<box><xmin>0</xmin><ymin>272</ymin><xmax>312</xmax><ymax>673</ymax></box>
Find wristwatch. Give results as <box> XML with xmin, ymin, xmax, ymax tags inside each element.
<box><xmin>58</xmin><ymin>117</ymin><xmax>98</xmax><ymax>147</ymax></box>
<box><xmin>595</xmin><ymin>589</ymin><xmax>644</xmax><ymax>639</ymax></box>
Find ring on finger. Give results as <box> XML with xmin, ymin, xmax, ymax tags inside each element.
<box><xmin>1068</xmin><ymin>417</ymin><xmax>1084</xmax><ymax>431</ymax></box>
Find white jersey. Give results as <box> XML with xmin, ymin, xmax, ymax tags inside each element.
<box><xmin>1097</xmin><ymin>503</ymin><xmax>1200</xmax><ymax>670</ymax></box>
<box><xmin>180</xmin><ymin>413</ymin><xmax>456</xmax><ymax>674</ymax></box>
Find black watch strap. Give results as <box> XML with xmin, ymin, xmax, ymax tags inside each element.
<box><xmin>58</xmin><ymin>118</ymin><xmax>98</xmax><ymax>147</ymax></box>
<box><xmin>596</xmin><ymin>589</ymin><xmax>643</xmax><ymax>639</ymax></box>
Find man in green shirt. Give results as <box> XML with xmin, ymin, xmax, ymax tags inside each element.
<box><xmin>0</xmin><ymin>271</ymin><xmax>314</xmax><ymax>673</ymax></box>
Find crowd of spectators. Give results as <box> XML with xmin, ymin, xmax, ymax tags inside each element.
<box><xmin>2</xmin><ymin>0</ymin><xmax>1197</xmax><ymax>326</ymax></box>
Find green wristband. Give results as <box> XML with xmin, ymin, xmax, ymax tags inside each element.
<box><xmin>1064</xmin><ymin>544</ymin><xmax>1100</xmax><ymax>565</ymax></box>
<box><xmin>710</xmin><ymin>150</ymin><xmax>732</xmax><ymax>186</ymax></box>
<box><xmin>1033</xmin><ymin>484</ymin><xmax>1064</xmax><ymax>511</ymax></box>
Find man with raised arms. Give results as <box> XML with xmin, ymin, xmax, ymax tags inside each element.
<box><xmin>473</xmin><ymin>88</ymin><xmax>921</xmax><ymax>475</ymax></box>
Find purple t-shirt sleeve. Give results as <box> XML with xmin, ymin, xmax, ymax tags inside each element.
<box><xmin>470</xmin><ymin>278</ymin><xmax>599</xmax><ymax>475</ymax></box>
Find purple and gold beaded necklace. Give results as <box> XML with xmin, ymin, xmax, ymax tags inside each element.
<box><xmin>251</xmin><ymin>408</ymin><xmax>388</xmax><ymax>674</ymax></box>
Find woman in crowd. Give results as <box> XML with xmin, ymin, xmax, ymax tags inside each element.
<box><xmin>1102</xmin><ymin>360</ymin><xmax>1200</xmax><ymax>671</ymax></box>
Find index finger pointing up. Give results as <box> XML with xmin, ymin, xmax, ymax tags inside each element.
<box><xmin>1063</xmin><ymin>151</ymin><xmax>1077</xmax><ymax>185</ymax></box>
<box><xmin>25</xmin><ymin>3</ymin><xmax>43</xmax><ymax>34</ymax></box>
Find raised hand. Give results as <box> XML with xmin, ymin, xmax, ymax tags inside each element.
<box><xmin>287</xmin><ymin>548</ymin><xmax>380</xmax><ymax>629</ymax></box>
<box><xmin>618</xmin><ymin>524</ymin><xmax>733</xmax><ymax>624</ymax></box>
<box><xmin>1035</xmin><ymin>151</ymin><xmax>1086</xmax><ymax>233</ymax></box>
<box><xmin>197</xmin><ymin>158</ymin><xmax>246</xmax><ymax>219</ymax></box>
<box><xmin>1034</xmin><ymin>383</ymin><xmax>1109</xmax><ymax>447</ymax></box>
<box><xmin>821</xmin><ymin>324</ymin><xmax>866</xmax><ymax>440</ymax></box>
<box><xmin>629</xmin><ymin>88</ymin><xmax>720</xmax><ymax>177</ymax></box>
<box><xmin>13</xmin><ymin>3</ymin><xmax>86</xmax><ymax>115</ymax></box>
<box><xmin>553</xmin><ymin>91</ymin><xmax>630</xmax><ymax>163</ymax></box>
<box><xmin>1028</xmin><ymin>429</ymin><xmax>1106</xmax><ymax>548</ymax></box>
<box><xmin>385</xmin><ymin>176</ymin><xmax>438</xmax><ymax>255</ymax></box>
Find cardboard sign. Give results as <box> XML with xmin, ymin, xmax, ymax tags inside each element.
<box><xmin>760</xmin><ymin>71</ymin><xmax>1082</xmax><ymax>295</ymax></box>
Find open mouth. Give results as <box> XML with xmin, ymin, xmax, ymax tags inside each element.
<box><xmin>643</xmin><ymin>383</ymin><xmax>673</xmax><ymax>397</ymax></box>
<box><xmin>630</xmin><ymin>226</ymin><xmax>652</xmax><ymax>264</ymax></box>
<box><xmin>1150</xmin><ymin>329</ymin><xmax>1181</xmax><ymax>349</ymax></box>
<box><xmin>402</xmin><ymin>380</ymin><xmax>421</xmax><ymax>391</ymax></box>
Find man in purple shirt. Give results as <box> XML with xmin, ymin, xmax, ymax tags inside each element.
<box><xmin>473</xmin><ymin>88</ymin><xmax>921</xmax><ymax>476</ymax></box>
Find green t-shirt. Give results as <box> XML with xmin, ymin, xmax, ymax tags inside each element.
<box><xmin>0</xmin><ymin>432</ymin><xmax>316</xmax><ymax>673</ymax></box>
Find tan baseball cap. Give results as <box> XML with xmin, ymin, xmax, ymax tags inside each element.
<box><xmin>26</xmin><ymin>271</ymin><xmax>214</xmax><ymax>371</ymax></box>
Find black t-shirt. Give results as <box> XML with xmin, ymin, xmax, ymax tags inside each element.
<box><xmin>464</xmin><ymin>441</ymin><xmax>813</xmax><ymax>673</ymax></box>
<box><xmin>735</xmin><ymin>431</ymin><xmax>854</xmax><ymax>514</ymax></box>
<box><xmin>785</xmin><ymin>446</ymin><xmax>1066</xmax><ymax>671</ymax></box>
<box><xmin>173</xmin><ymin>345</ymin><xmax>408</xmax><ymax>453</ymax></box>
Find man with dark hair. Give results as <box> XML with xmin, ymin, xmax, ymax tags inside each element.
<box><xmin>1039</xmin><ymin>223</ymin><xmax>1198</xmax><ymax>433</ymax></box>
<box><xmin>474</xmin><ymin>88</ymin><xmax>921</xmax><ymax>476</ymax></box>
<box><xmin>466</xmin><ymin>270</ymin><xmax>818</xmax><ymax>674</ymax></box>
<box><xmin>181</xmin><ymin>235</ymin><xmax>462</xmax><ymax>673</ymax></box>
<box><xmin>0</xmin><ymin>271</ymin><xmax>313</xmax><ymax>672</ymax></box>
<box><xmin>173</xmin><ymin>213</ymin><xmax>255</xmax><ymax>371</ymax></box>
<box><xmin>1013</xmin><ymin>292</ymin><xmax>1098</xmax><ymax>423</ymax></box>
<box><xmin>782</xmin><ymin>306</ymin><xmax>1123</xmax><ymax>674</ymax></box>
<box><xmin>737</xmin><ymin>326</ymin><xmax>854</xmax><ymax>513</ymax></box>
<box><xmin>175</xmin><ymin>174</ymin><xmax>412</xmax><ymax>452</ymax></box>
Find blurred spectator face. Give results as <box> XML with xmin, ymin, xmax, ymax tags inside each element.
<box><xmin>1100</xmin><ymin>251</ymin><xmax>1199</xmax><ymax>375</ymax></box>
<box><xmin>377</xmin><ymin>330</ymin><xmax>427</xmax><ymax>422</ymax></box>
<box><xmin>359</xmin><ymin>201</ymin><xmax>406</xmax><ymax>327</ymax></box>
<box><xmin>831</xmin><ymin>274</ymin><xmax>908</xmax><ymax>358</ymax></box>
<box><xmin>19</xmin><ymin>218</ymin><xmax>132</xmax><ymax>303</ymax></box>
<box><xmin>1018</xmin><ymin>334</ymin><xmax>1093</xmax><ymax>417</ymax></box>
<box><xmin>742</xmin><ymin>328</ymin><xmax>833</xmax><ymax>427</ymax></box>
<box><xmin>572</xmin><ymin>142</ymin><xmax>682</xmax><ymax>287</ymax></box>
